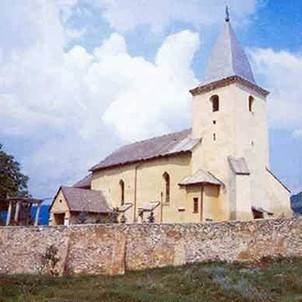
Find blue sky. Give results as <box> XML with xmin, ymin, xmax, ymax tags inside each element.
<box><xmin>0</xmin><ymin>0</ymin><xmax>302</xmax><ymax>200</ymax></box>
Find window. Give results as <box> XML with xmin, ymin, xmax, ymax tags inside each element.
<box><xmin>210</xmin><ymin>95</ymin><xmax>219</xmax><ymax>112</ymax></box>
<box><xmin>193</xmin><ymin>198</ymin><xmax>199</xmax><ymax>213</ymax></box>
<box><xmin>213</xmin><ymin>133</ymin><xmax>216</xmax><ymax>141</ymax></box>
<box><xmin>252</xmin><ymin>208</ymin><xmax>264</xmax><ymax>219</ymax></box>
<box><xmin>249</xmin><ymin>96</ymin><xmax>254</xmax><ymax>113</ymax></box>
<box><xmin>213</xmin><ymin>120</ymin><xmax>216</xmax><ymax>125</ymax></box>
<box><xmin>119</xmin><ymin>180</ymin><xmax>125</xmax><ymax>205</ymax></box>
<box><xmin>163</xmin><ymin>172</ymin><xmax>170</xmax><ymax>203</ymax></box>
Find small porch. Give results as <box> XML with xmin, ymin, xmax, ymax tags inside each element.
<box><xmin>0</xmin><ymin>197</ymin><xmax>43</xmax><ymax>226</ymax></box>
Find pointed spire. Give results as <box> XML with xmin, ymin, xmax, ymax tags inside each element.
<box><xmin>202</xmin><ymin>10</ymin><xmax>256</xmax><ymax>85</ymax></box>
<box><xmin>225</xmin><ymin>5</ymin><xmax>230</xmax><ymax>22</ymax></box>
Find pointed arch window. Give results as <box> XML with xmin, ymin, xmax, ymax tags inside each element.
<box><xmin>210</xmin><ymin>95</ymin><xmax>219</xmax><ymax>112</ymax></box>
<box><xmin>162</xmin><ymin>172</ymin><xmax>170</xmax><ymax>204</ymax></box>
<box><xmin>119</xmin><ymin>180</ymin><xmax>125</xmax><ymax>205</ymax></box>
<box><xmin>249</xmin><ymin>96</ymin><xmax>254</xmax><ymax>113</ymax></box>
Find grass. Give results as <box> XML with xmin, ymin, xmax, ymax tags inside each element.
<box><xmin>1</xmin><ymin>257</ymin><xmax>302</xmax><ymax>302</ymax></box>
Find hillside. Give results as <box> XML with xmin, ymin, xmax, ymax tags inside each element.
<box><xmin>0</xmin><ymin>257</ymin><xmax>302</xmax><ymax>302</ymax></box>
<box><xmin>291</xmin><ymin>192</ymin><xmax>302</xmax><ymax>215</ymax></box>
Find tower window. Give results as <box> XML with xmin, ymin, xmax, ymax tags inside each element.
<box><xmin>119</xmin><ymin>179</ymin><xmax>125</xmax><ymax>205</ymax></box>
<box><xmin>163</xmin><ymin>172</ymin><xmax>170</xmax><ymax>203</ymax></box>
<box><xmin>249</xmin><ymin>96</ymin><xmax>254</xmax><ymax>113</ymax></box>
<box><xmin>213</xmin><ymin>133</ymin><xmax>216</xmax><ymax>141</ymax></box>
<box><xmin>193</xmin><ymin>198</ymin><xmax>199</xmax><ymax>213</ymax></box>
<box><xmin>210</xmin><ymin>95</ymin><xmax>219</xmax><ymax>112</ymax></box>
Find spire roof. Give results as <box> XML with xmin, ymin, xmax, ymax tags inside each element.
<box><xmin>202</xmin><ymin>11</ymin><xmax>256</xmax><ymax>85</ymax></box>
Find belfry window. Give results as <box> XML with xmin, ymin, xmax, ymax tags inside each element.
<box><xmin>163</xmin><ymin>172</ymin><xmax>170</xmax><ymax>204</ymax></box>
<box><xmin>210</xmin><ymin>95</ymin><xmax>219</xmax><ymax>112</ymax></box>
<box><xmin>249</xmin><ymin>96</ymin><xmax>254</xmax><ymax>113</ymax></box>
<box><xmin>119</xmin><ymin>180</ymin><xmax>125</xmax><ymax>205</ymax></box>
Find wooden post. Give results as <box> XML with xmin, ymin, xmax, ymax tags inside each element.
<box><xmin>6</xmin><ymin>201</ymin><xmax>12</xmax><ymax>226</ymax></box>
<box><xmin>34</xmin><ymin>204</ymin><xmax>41</xmax><ymax>226</ymax></box>
<box><xmin>14</xmin><ymin>201</ymin><xmax>20</xmax><ymax>223</ymax></box>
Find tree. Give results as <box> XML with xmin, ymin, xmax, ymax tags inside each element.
<box><xmin>0</xmin><ymin>144</ymin><xmax>29</xmax><ymax>200</ymax></box>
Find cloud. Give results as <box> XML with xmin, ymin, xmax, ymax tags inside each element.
<box><xmin>0</xmin><ymin>0</ymin><xmax>266</xmax><ymax>199</ymax></box>
<box><xmin>250</xmin><ymin>48</ymin><xmax>302</xmax><ymax>137</ymax></box>
<box><xmin>102</xmin><ymin>30</ymin><xmax>199</xmax><ymax>140</ymax></box>
<box><xmin>0</xmin><ymin>1</ymin><xmax>200</xmax><ymax>198</ymax></box>
<box><xmin>93</xmin><ymin>0</ymin><xmax>259</xmax><ymax>33</ymax></box>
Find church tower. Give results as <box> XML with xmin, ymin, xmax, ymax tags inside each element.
<box><xmin>190</xmin><ymin>7</ymin><xmax>270</xmax><ymax>220</ymax></box>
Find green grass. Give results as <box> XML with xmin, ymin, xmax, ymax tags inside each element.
<box><xmin>1</xmin><ymin>257</ymin><xmax>302</xmax><ymax>302</ymax></box>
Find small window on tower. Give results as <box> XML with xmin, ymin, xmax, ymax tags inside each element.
<box><xmin>249</xmin><ymin>96</ymin><xmax>254</xmax><ymax>113</ymax></box>
<box><xmin>193</xmin><ymin>198</ymin><xmax>199</xmax><ymax>213</ymax></box>
<box><xmin>210</xmin><ymin>95</ymin><xmax>219</xmax><ymax>112</ymax></box>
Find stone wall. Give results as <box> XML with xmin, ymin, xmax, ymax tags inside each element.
<box><xmin>0</xmin><ymin>218</ymin><xmax>301</xmax><ymax>276</ymax></box>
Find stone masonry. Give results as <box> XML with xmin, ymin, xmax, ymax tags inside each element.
<box><xmin>0</xmin><ymin>218</ymin><xmax>301</xmax><ymax>276</ymax></box>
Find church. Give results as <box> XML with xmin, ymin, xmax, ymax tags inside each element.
<box><xmin>49</xmin><ymin>10</ymin><xmax>292</xmax><ymax>226</ymax></box>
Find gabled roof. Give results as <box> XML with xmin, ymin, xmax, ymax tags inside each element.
<box><xmin>73</xmin><ymin>174</ymin><xmax>92</xmax><ymax>189</ymax></box>
<box><xmin>51</xmin><ymin>187</ymin><xmax>111</xmax><ymax>214</ymax></box>
<box><xmin>179</xmin><ymin>169</ymin><xmax>223</xmax><ymax>186</ymax></box>
<box><xmin>90</xmin><ymin>129</ymin><xmax>200</xmax><ymax>172</ymax></box>
<box><xmin>266</xmin><ymin>167</ymin><xmax>291</xmax><ymax>193</ymax></box>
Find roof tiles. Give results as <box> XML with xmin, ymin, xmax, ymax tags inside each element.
<box><xmin>179</xmin><ymin>169</ymin><xmax>223</xmax><ymax>186</ymax></box>
<box><xmin>202</xmin><ymin>20</ymin><xmax>256</xmax><ymax>86</ymax></box>
<box><xmin>61</xmin><ymin>186</ymin><xmax>111</xmax><ymax>213</ymax></box>
<box><xmin>90</xmin><ymin>129</ymin><xmax>200</xmax><ymax>171</ymax></box>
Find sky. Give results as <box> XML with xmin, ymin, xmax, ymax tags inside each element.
<box><xmin>1</xmin><ymin>0</ymin><xmax>302</xmax><ymax>200</ymax></box>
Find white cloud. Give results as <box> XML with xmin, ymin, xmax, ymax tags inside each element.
<box><xmin>250</xmin><ymin>48</ymin><xmax>302</xmax><ymax>136</ymax></box>
<box><xmin>0</xmin><ymin>0</ymin><xmax>266</xmax><ymax>199</ymax></box>
<box><xmin>102</xmin><ymin>30</ymin><xmax>199</xmax><ymax>140</ymax></box>
<box><xmin>0</xmin><ymin>1</ymin><xmax>200</xmax><ymax>197</ymax></box>
<box><xmin>93</xmin><ymin>0</ymin><xmax>259</xmax><ymax>32</ymax></box>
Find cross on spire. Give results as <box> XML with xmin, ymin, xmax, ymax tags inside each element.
<box><xmin>225</xmin><ymin>5</ymin><xmax>230</xmax><ymax>22</ymax></box>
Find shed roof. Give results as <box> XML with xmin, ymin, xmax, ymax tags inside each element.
<box><xmin>90</xmin><ymin>129</ymin><xmax>200</xmax><ymax>172</ymax></box>
<box><xmin>57</xmin><ymin>187</ymin><xmax>111</xmax><ymax>213</ymax></box>
<box><xmin>179</xmin><ymin>169</ymin><xmax>223</xmax><ymax>186</ymax></box>
<box><xmin>228</xmin><ymin>156</ymin><xmax>250</xmax><ymax>175</ymax></box>
<box><xmin>73</xmin><ymin>174</ymin><xmax>92</xmax><ymax>189</ymax></box>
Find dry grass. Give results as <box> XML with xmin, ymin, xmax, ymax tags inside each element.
<box><xmin>1</xmin><ymin>257</ymin><xmax>302</xmax><ymax>302</ymax></box>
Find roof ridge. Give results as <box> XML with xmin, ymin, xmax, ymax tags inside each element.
<box><xmin>115</xmin><ymin>128</ymin><xmax>191</xmax><ymax>150</ymax></box>
<box><xmin>90</xmin><ymin>128</ymin><xmax>197</xmax><ymax>172</ymax></box>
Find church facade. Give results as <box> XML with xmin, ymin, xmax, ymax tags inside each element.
<box><xmin>50</xmin><ymin>13</ymin><xmax>292</xmax><ymax>225</ymax></box>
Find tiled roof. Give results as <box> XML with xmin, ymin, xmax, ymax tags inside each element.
<box><xmin>202</xmin><ymin>20</ymin><xmax>256</xmax><ymax>85</ymax></box>
<box><xmin>179</xmin><ymin>169</ymin><xmax>223</xmax><ymax>186</ymax></box>
<box><xmin>228</xmin><ymin>156</ymin><xmax>250</xmax><ymax>175</ymax></box>
<box><xmin>73</xmin><ymin>174</ymin><xmax>92</xmax><ymax>189</ymax></box>
<box><xmin>61</xmin><ymin>187</ymin><xmax>111</xmax><ymax>213</ymax></box>
<box><xmin>90</xmin><ymin>129</ymin><xmax>200</xmax><ymax>171</ymax></box>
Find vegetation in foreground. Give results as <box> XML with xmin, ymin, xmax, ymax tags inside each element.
<box><xmin>0</xmin><ymin>257</ymin><xmax>302</xmax><ymax>302</ymax></box>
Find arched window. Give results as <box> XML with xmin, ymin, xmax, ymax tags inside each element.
<box><xmin>162</xmin><ymin>172</ymin><xmax>170</xmax><ymax>204</ymax></box>
<box><xmin>210</xmin><ymin>95</ymin><xmax>219</xmax><ymax>112</ymax></box>
<box><xmin>249</xmin><ymin>96</ymin><xmax>254</xmax><ymax>113</ymax></box>
<box><xmin>119</xmin><ymin>180</ymin><xmax>125</xmax><ymax>205</ymax></box>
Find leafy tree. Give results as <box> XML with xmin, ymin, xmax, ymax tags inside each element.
<box><xmin>0</xmin><ymin>144</ymin><xmax>29</xmax><ymax>200</ymax></box>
